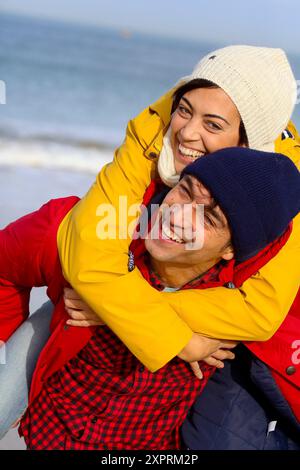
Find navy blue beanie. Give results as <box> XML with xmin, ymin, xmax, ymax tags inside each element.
<box><xmin>181</xmin><ymin>147</ymin><xmax>300</xmax><ymax>262</ymax></box>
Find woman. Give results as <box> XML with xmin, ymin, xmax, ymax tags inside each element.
<box><xmin>0</xmin><ymin>44</ymin><xmax>299</xmax><ymax>440</ymax></box>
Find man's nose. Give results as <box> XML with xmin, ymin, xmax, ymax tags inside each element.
<box><xmin>169</xmin><ymin>204</ymin><xmax>196</xmax><ymax>227</ymax></box>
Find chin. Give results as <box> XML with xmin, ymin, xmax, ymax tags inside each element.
<box><xmin>146</xmin><ymin>246</ymin><xmax>169</xmax><ymax>262</ymax></box>
<box><xmin>146</xmin><ymin>242</ymin><xmax>172</xmax><ymax>263</ymax></box>
<box><xmin>174</xmin><ymin>158</ymin><xmax>185</xmax><ymax>175</ymax></box>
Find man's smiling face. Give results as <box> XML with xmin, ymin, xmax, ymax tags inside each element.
<box><xmin>145</xmin><ymin>175</ymin><xmax>234</xmax><ymax>268</ymax></box>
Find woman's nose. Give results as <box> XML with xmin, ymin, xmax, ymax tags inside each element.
<box><xmin>179</xmin><ymin>119</ymin><xmax>202</xmax><ymax>142</ymax></box>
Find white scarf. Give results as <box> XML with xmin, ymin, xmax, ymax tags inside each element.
<box><xmin>157</xmin><ymin>127</ymin><xmax>180</xmax><ymax>188</ymax></box>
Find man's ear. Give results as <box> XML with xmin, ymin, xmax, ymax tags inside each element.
<box><xmin>221</xmin><ymin>244</ymin><xmax>234</xmax><ymax>261</ymax></box>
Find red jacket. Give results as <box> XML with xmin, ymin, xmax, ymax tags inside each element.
<box><xmin>0</xmin><ymin>190</ymin><xmax>299</xmax><ymax>421</ymax></box>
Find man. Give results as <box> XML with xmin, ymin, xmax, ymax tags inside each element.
<box><xmin>0</xmin><ymin>147</ymin><xmax>299</xmax><ymax>449</ymax></box>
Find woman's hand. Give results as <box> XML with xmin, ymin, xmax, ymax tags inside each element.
<box><xmin>64</xmin><ymin>288</ymin><xmax>106</xmax><ymax>327</ymax></box>
<box><xmin>189</xmin><ymin>348</ymin><xmax>236</xmax><ymax>379</ymax></box>
<box><xmin>178</xmin><ymin>333</ymin><xmax>237</xmax><ymax>379</ymax></box>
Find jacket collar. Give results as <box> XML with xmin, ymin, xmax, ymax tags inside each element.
<box><xmin>144</xmin><ymin>89</ymin><xmax>175</xmax><ymax>161</ymax></box>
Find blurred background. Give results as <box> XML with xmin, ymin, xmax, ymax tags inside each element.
<box><xmin>0</xmin><ymin>0</ymin><xmax>299</xmax><ymax>449</ymax></box>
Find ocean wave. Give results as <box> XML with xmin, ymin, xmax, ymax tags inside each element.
<box><xmin>0</xmin><ymin>137</ymin><xmax>114</xmax><ymax>174</ymax></box>
<box><xmin>0</xmin><ymin>119</ymin><xmax>122</xmax><ymax>150</ymax></box>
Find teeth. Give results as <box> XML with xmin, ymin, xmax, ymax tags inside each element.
<box><xmin>179</xmin><ymin>144</ymin><xmax>204</xmax><ymax>159</ymax></box>
<box><xmin>162</xmin><ymin>222</ymin><xmax>184</xmax><ymax>243</ymax></box>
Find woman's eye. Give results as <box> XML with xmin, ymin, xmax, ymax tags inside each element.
<box><xmin>178</xmin><ymin>105</ymin><xmax>190</xmax><ymax>116</ymax></box>
<box><xmin>206</xmin><ymin>121</ymin><xmax>222</xmax><ymax>131</ymax></box>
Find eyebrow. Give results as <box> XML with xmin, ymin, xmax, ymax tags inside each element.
<box><xmin>182</xmin><ymin>176</ymin><xmax>226</xmax><ymax>228</ymax></box>
<box><xmin>181</xmin><ymin>97</ymin><xmax>193</xmax><ymax>109</ymax></box>
<box><xmin>204</xmin><ymin>114</ymin><xmax>230</xmax><ymax>126</ymax></box>
<box><xmin>181</xmin><ymin>97</ymin><xmax>230</xmax><ymax>125</ymax></box>
<box><xmin>181</xmin><ymin>175</ymin><xmax>195</xmax><ymax>193</ymax></box>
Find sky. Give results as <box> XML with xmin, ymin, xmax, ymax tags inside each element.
<box><xmin>0</xmin><ymin>0</ymin><xmax>299</xmax><ymax>54</ymax></box>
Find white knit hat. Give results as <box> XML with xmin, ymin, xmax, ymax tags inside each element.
<box><xmin>177</xmin><ymin>45</ymin><xmax>297</xmax><ymax>152</ymax></box>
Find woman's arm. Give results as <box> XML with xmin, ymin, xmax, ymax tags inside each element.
<box><xmin>58</xmin><ymin>90</ymin><xmax>194</xmax><ymax>369</ymax></box>
<box><xmin>58</xmin><ymin>93</ymin><xmax>171</xmax><ymax>281</ymax></box>
<box><xmin>166</xmin><ymin>211</ymin><xmax>300</xmax><ymax>341</ymax></box>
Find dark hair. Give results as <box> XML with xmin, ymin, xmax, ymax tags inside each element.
<box><xmin>172</xmin><ymin>78</ymin><xmax>248</xmax><ymax>147</ymax></box>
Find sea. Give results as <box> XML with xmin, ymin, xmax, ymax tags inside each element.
<box><xmin>1</xmin><ymin>12</ymin><xmax>299</xmax><ymax>174</ymax></box>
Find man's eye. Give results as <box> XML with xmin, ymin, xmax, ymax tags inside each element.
<box><xmin>180</xmin><ymin>185</ymin><xmax>190</xmax><ymax>195</ymax></box>
<box><xmin>204</xmin><ymin>215</ymin><xmax>214</xmax><ymax>226</ymax></box>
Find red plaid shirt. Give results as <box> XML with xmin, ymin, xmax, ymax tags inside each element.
<box><xmin>20</xmin><ymin>246</ymin><xmax>222</xmax><ymax>450</ymax></box>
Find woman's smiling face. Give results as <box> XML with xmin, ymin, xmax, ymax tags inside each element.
<box><xmin>170</xmin><ymin>87</ymin><xmax>243</xmax><ymax>174</ymax></box>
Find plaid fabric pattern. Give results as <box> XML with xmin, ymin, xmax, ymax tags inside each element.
<box><xmin>20</xmin><ymin>326</ymin><xmax>213</xmax><ymax>450</ymax></box>
<box><xmin>20</xmin><ymin>238</ymin><xmax>221</xmax><ymax>450</ymax></box>
<box><xmin>145</xmin><ymin>252</ymin><xmax>224</xmax><ymax>291</ymax></box>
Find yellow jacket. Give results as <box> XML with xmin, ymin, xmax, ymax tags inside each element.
<box><xmin>57</xmin><ymin>90</ymin><xmax>300</xmax><ymax>372</ymax></box>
